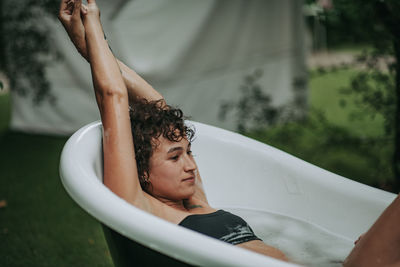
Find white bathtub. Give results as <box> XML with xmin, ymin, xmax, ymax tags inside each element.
<box><xmin>59</xmin><ymin>121</ymin><xmax>396</xmax><ymax>266</ymax></box>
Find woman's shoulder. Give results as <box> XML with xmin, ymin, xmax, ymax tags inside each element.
<box><xmin>140</xmin><ymin>192</ymin><xmax>215</xmax><ymax>224</ymax></box>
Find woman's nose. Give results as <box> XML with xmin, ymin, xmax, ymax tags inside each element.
<box><xmin>184</xmin><ymin>155</ymin><xmax>196</xmax><ymax>172</ymax></box>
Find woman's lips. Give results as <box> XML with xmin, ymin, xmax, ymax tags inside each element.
<box><xmin>182</xmin><ymin>176</ymin><xmax>195</xmax><ymax>182</ymax></box>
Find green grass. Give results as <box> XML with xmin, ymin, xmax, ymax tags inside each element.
<box><xmin>326</xmin><ymin>43</ymin><xmax>373</xmax><ymax>54</ymax></box>
<box><xmin>309</xmin><ymin>69</ymin><xmax>385</xmax><ymax>137</ymax></box>
<box><xmin>0</xmin><ymin>93</ymin><xmax>113</xmax><ymax>267</ymax></box>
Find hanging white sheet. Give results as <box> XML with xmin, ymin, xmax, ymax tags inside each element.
<box><xmin>10</xmin><ymin>0</ymin><xmax>307</xmax><ymax>135</ymax></box>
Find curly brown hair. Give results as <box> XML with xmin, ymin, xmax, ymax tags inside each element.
<box><xmin>129</xmin><ymin>97</ymin><xmax>195</xmax><ymax>192</ymax></box>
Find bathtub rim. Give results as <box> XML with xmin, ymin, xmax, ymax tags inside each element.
<box><xmin>59</xmin><ymin>120</ymin><xmax>297</xmax><ymax>267</ymax></box>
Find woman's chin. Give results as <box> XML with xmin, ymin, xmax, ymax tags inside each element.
<box><xmin>180</xmin><ymin>188</ymin><xmax>196</xmax><ymax>200</ymax></box>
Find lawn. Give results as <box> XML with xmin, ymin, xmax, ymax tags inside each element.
<box><xmin>310</xmin><ymin>68</ymin><xmax>385</xmax><ymax>137</ymax></box>
<box><xmin>0</xmin><ymin>93</ymin><xmax>113</xmax><ymax>267</ymax></box>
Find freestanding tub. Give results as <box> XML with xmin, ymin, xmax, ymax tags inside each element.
<box><xmin>59</xmin><ymin>121</ymin><xmax>396</xmax><ymax>267</ymax></box>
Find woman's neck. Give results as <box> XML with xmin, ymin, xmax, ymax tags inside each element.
<box><xmin>156</xmin><ymin>197</ymin><xmax>187</xmax><ymax>211</ymax></box>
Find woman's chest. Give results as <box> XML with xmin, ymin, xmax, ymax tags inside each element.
<box><xmin>149</xmin><ymin>197</ymin><xmax>216</xmax><ymax>224</ymax></box>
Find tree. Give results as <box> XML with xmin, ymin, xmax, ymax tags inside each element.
<box><xmin>1</xmin><ymin>0</ymin><xmax>60</xmax><ymax>104</ymax></box>
<box><xmin>326</xmin><ymin>0</ymin><xmax>400</xmax><ymax>190</ymax></box>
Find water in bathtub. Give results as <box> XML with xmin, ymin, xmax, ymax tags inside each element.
<box><xmin>225</xmin><ymin>208</ymin><xmax>354</xmax><ymax>267</ymax></box>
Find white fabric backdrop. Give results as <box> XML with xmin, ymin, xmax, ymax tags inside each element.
<box><xmin>11</xmin><ymin>0</ymin><xmax>307</xmax><ymax>135</ymax></box>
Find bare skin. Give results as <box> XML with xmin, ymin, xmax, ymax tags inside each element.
<box><xmin>343</xmin><ymin>195</ymin><xmax>400</xmax><ymax>267</ymax></box>
<box><xmin>59</xmin><ymin>1</ymin><xmax>400</xmax><ymax>265</ymax></box>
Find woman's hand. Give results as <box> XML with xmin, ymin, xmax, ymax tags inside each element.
<box><xmin>59</xmin><ymin>0</ymin><xmax>163</xmax><ymax>105</ymax></box>
<box><xmin>80</xmin><ymin>0</ymin><xmax>100</xmax><ymax>21</ymax></box>
<box><xmin>58</xmin><ymin>0</ymin><xmax>88</xmax><ymax>60</ymax></box>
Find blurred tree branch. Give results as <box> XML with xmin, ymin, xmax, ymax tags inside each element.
<box><xmin>1</xmin><ymin>0</ymin><xmax>60</xmax><ymax>104</ymax></box>
<box><xmin>374</xmin><ymin>0</ymin><xmax>400</xmax><ymax>192</ymax></box>
<box><xmin>307</xmin><ymin>0</ymin><xmax>400</xmax><ymax>190</ymax></box>
<box><xmin>0</xmin><ymin>1</ymin><xmax>5</xmax><ymax>71</ymax></box>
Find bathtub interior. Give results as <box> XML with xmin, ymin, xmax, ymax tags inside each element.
<box><xmin>60</xmin><ymin>121</ymin><xmax>396</xmax><ymax>266</ymax></box>
<box><xmin>190</xmin><ymin>121</ymin><xmax>395</xmax><ymax>239</ymax></box>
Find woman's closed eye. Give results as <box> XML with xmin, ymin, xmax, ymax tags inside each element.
<box><xmin>187</xmin><ymin>149</ymin><xmax>197</xmax><ymax>158</ymax></box>
<box><xmin>170</xmin><ymin>154</ymin><xmax>180</xmax><ymax>161</ymax></box>
<box><xmin>169</xmin><ymin>151</ymin><xmax>193</xmax><ymax>161</ymax></box>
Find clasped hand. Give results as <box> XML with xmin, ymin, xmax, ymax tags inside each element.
<box><xmin>58</xmin><ymin>0</ymin><xmax>100</xmax><ymax>61</ymax></box>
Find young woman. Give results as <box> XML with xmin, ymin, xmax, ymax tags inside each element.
<box><xmin>58</xmin><ymin>1</ymin><xmax>400</xmax><ymax>266</ymax></box>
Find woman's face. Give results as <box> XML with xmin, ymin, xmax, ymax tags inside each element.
<box><xmin>148</xmin><ymin>135</ymin><xmax>197</xmax><ymax>201</ymax></box>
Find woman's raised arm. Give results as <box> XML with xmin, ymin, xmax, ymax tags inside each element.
<box><xmin>58</xmin><ymin>0</ymin><xmax>163</xmax><ymax>104</ymax></box>
<box><xmin>80</xmin><ymin>0</ymin><xmax>149</xmax><ymax>210</ymax></box>
<box><xmin>116</xmin><ymin>59</ymin><xmax>164</xmax><ymax>103</ymax></box>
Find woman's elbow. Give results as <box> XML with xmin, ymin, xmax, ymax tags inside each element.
<box><xmin>95</xmin><ymin>83</ymin><xmax>127</xmax><ymax>99</ymax></box>
<box><xmin>94</xmin><ymin>87</ymin><xmax>129</xmax><ymax>111</ymax></box>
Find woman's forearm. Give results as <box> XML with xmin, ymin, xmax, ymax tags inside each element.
<box><xmin>116</xmin><ymin>59</ymin><xmax>164</xmax><ymax>103</ymax></box>
<box><xmin>84</xmin><ymin>18</ymin><xmax>126</xmax><ymax>99</ymax></box>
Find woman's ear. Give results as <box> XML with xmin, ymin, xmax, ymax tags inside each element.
<box><xmin>144</xmin><ymin>173</ymin><xmax>150</xmax><ymax>183</ymax></box>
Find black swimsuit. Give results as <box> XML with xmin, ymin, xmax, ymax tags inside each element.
<box><xmin>178</xmin><ymin>210</ymin><xmax>262</xmax><ymax>245</ymax></box>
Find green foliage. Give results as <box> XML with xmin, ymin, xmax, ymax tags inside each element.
<box><xmin>222</xmin><ymin>0</ymin><xmax>400</xmax><ymax>190</ymax></box>
<box><xmin>248</xmin><ymin>108</ymin><xmax>394</xmax><ymax>189</ymax></box>
<box><xmin>219</xmin><ymin>69</ymin><xmax>280</xmax><ymax>133</ymax></box>
<box><xmin>306</xmin><ymin>0</ymin><xmax>400</xmax><ymax>49</ymax></box>
<box><xmin>1</xmin><ymin>0</ymin><xmax>60</xmax><ymax>104</ymax></box>
<box><xmin>219</xmin><ymin>69</ymin><xmax>306</xmax><ymax>134</ymax></box>
<box><xmin>328</xmin><ymin>0</ymin><xmax>400</xmax><ymax>189</ymax></box>
<box><xmin>340</xmin><ymin>53</ymin><xmax>396</xmax><ymax>136</ymax></box>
